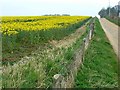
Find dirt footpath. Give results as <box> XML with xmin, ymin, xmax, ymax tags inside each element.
<box><xmin>49</xmin><ymin>23</ymin><xmax>88</xmax><ymax>48</ymax></box>
<box><xmin>99</xmin><ymin>18</ymin><xmax>119</xmax><ymax>57</ymax></box>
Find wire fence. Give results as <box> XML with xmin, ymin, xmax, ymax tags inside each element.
<box><xmin>52</xmin><ymin>19</ymin><xmax>95</xmax><ymax>88</ymax></box>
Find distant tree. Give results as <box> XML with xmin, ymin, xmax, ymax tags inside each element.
<box><xmin>117</xmin><ymin>5</ymin><xmax>120</xmax><ymax>16</ymax></box>
<box><xmin>106</xmin><ymin>7</ymin><xmax>111</xmax><ymax>16</ymax></box>
<box><xmin>62</xmin><ymin>14</ymin><xmax>70</xmax><ymax>16</ymax></box>
<box><xmin>43</xmin><ymin>14</ymin><xmax>71</xmax><ymax>16</ymax></box>
<box><xmin>54</xmin><ymin>14</ymin><xmax>61</xmax><ymax>16</ymax></box>
<box><xmin>111</xmin><ymin>7</ymin><xmax>117</xmax><ymax>16</ymax></box>
<box><xmin>98</xmin><ymin>4</ymin><xmax>120</xmax><ymax>18</ymax></box>
<box><xmin>98</xmin><ymin>8</ymin><xmax>107</xmax><ymax>18</ymax></box>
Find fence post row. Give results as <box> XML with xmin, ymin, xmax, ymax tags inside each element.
<box><xmin>53</xmin><ymin>19</ymin><xmax>95</xmax><ymax>88</ymax></box>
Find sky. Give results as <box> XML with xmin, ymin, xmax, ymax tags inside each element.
<box><xmin>0</xmin><ymin>0</ymin><xmax>119</xmax><ymax>16</ymax></box>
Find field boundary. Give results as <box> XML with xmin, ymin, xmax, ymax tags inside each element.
<box><xmin>74</xmin><ymin>18</ymin><xmax>118</xmax><ymax>88</ymax></box>
<box><xmin>52</xmin><ymin>19</ymin><xmax>95</xmax><ymax>88</ymax></box>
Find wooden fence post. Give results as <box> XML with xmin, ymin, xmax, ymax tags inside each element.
<box><xmin>82</xmin><ymin>38</ymin><xmax>86</xmax><ymax>62</ymax></box>
<box><xmin>89</xmin><ymin>22</ymin><xmax>95</xmax><ymax>39</ymax></box>
<box><xmin>53</xmin><ymin>74</ymin><xmax>65</xmax><ymax>88</ymax></box>
<box><xmin>89</xmin><ymin>30</ymin><xmax>92</xmax><ymax>40</ymax></box>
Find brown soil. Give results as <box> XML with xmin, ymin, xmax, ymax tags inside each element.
<box><xmin>49</xmin><ymin>25</ymin><xmax>87</xmax><ymax>48</ymax></box>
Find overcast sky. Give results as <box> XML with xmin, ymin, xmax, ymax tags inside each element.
<box><xmin>0</xmin><ymin>0</ymin><xmax>119</xmax><ymax>16</ymax></box>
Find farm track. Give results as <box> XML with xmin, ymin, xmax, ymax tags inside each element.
<box><xmin>49</xmin><ymin>24</ymin><xmax>86</xmax><ymax>48</ymax></box>
<box><xmin>100</xmin><ymin>18</ymin><xmax>119</xmax><ymax>58</ymax></box>
<box><xmin>49</xmin><ymin>19</ymin><xmax>91</xmax><ymax>49</ymax></box>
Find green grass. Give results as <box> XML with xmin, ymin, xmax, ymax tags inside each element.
<box><xmin>74</xmin><ymin>18</ymin><xmax>118</xmax><ymax>88</ymax></box>
<box><xmin>105</xmin><ymin>16</ymin><xmax>120</xmax><ymax>26</ymax></box>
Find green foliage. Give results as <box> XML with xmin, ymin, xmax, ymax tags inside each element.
<box><xmin>105</xmin><ymin>16</ymin><xmax>120</xmax><ymax>26</ymax></box>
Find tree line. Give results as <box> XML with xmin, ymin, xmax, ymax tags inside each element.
<box><xmin>98</xmin><ymin>5</ymin><xmax>120</xmax><ymax>18</ymax></box>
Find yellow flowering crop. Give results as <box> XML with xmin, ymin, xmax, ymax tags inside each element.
<box><xmin>1</xmin><ymin>16</ymin><xmax>90</xmax><ymax>35</ymax></box>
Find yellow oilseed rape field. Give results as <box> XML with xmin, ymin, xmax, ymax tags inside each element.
<box><xmin>2</xmin><ymin>16</ymin><xmax>91</xmax><ymax>64</ymax></box>
<box><xmin>1</xmin><ymin>16</ymin><xmax>90</xmax><ymax>35</ymax></box>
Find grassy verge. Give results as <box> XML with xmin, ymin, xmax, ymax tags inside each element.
<box><xmin>74</xmin><ymin>18</ymin><xmax>118</xmax><ymax>88</ymax></box>
<box><xmin>105</xmin><ymin>16</ymin><xmax>120</xmax><ymax>26</ymax></box>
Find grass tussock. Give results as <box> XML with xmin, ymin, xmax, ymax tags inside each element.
<box><xmin>105</xmin><ymin>16</ymin><xmax>120</xmax><ymax>26</ymax></box>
